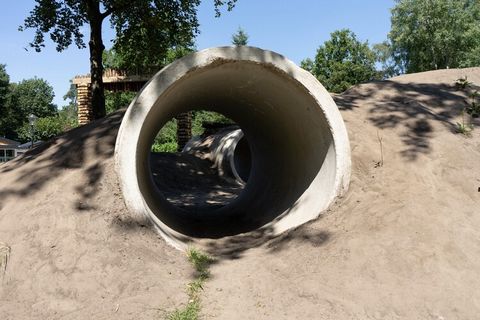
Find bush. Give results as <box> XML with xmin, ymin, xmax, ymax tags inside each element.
<box><xmin>150</xmin><ymin>111</ymin><xmax>234</xmax><ymax>152</ymax></box>
<box><xmin>151</xmin><ymin>118</ymin><xmax>178</xmax><ymax>152</ymax></box>
<box><xmin>192</xmin><ymin>110</ymin><xmax>233</xmax><ymax>136</ymax></box>
<box><xmin>105</xmin><ymin>90</ymin><xmax>136</xmax><ymax>114</ymax></box>
<box><xmin>18</xmin><ymin>114</ymin><xmax>77</xmax><ymax>142</ymax></box>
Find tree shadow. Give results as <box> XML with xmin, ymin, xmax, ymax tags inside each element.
<box><xmin>150</xmin><ymin>152</ymin><xmax>243</xmax><ymax>210</ymax></box>
<box><xmin>334</xmin><ymin>80</ymin><xmax>478</xmax><ymax>161</ymax></box>
<box><xmin>335</xmin><ymin>80</ymin><xmax>476</xmax><ymax>160</ymax></box>
<box><xmin>202</xmin><ymin>222</ymin><xmax>331</xmax><ymax>261</ymax></box>
<box><xmin>0</xmin><ymin>110</ymin><xmax>125</xmax><ymax>211</ymax></box>
<box><xmin>199</xmin><ymin>194</ymin><xmax>331</xmax><ymax>261</ymax></box>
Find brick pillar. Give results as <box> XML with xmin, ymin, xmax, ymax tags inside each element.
<box><xmin>77</xmin><ymin>84</ymin><xmax>93</xmax><ymax>125</ymax></box>
<box><xmin>176</xmin><ymin>112</ymin><xmax>192</xmax><ymax>152</ymax></box>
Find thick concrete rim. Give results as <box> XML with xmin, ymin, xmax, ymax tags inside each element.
<box><xmin>114</xmin><ymin>46</ymin><xmax>351</xmax><ymax>250</ymax></box>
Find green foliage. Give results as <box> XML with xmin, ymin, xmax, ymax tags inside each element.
<box><xmin>18</xmin><ymin>113</ymin><xmax>76</xmax><ymax>142</ymax></box>
<box><xmin>232</xmin><ymin>27</ymin><xmax>249</xmax><ymax>46</ymax></box>
<box><xmin>300</xmin><ymin>58</ymin><xmax>314</xmax><ymax>73</ymax></box>
<box><xmin>102</xmin><ymin>49</ymin><xmax>126</xmax><ymax>70</ymax></box>
<box><xmin>105</xmin><ymin>90</ymin><xmax>136</xmax><ymax>114</ymax></box>
<box><xmin>151</xmin><ymin>111</ymin><xmax>233</xmax><ymax>152</ymax></box>
<box><xmin>302</xmin><ymin>29</ymin><xmax>378</xmax><ymax>93</ymax></box>
<box><xmin>8</xmin><ymin>78</ymin><xmax>57</xmax><ymax>118</ymax></box>
<box><xmin>103</xmin><ymin>46</ymin><xmax>195</xmax><ymax>71</ymax></box>
<box><xmin>187</xmin><ymin>247</ymin><xmax>214</xmax><ymax>279</ymax></box>
<box><xmin>455</xmin><ymin>76</ymin><xmax>472</xmax><ymax>89</ymax></box>
<box><xmin>192</xmin><ymin>110</ymin><xmax>233</xmax><ymax>136</ymax></box>
<box><xmin>454</xmin><ymin>76</ymin><xmax>478</xmax><ymax>136</ymax></box>
<box><xmin>456</xmin><ymin>120</ymin><xmax>474</xmax><ymax>136</ymax></box>
<box><xmin>389</xmin><ymin>0</ymin><xmax>480</xmax><ymax>73</ymax></box>
<box><xmin>0</xmin><ymin>64</ymin><xmax>9</xmax><ymax>107</ymax></box>
<box><xmin>467</xmin><ymin>90</ymin><xmax>480</xmax><ymax>118</ymax></box>
<box><xmin>152</xmin><ymin>141</ymin><xmax>178</xmax><ymax>153</ymax></box>
<box><xmin>109</xmin><ymin>0</ymin><xmax>201</xmax><ymax>70</ymax></box>
<box><xmin>166</xmin><ymin>300</ymin><xmax>200</xmax><ymax>320</ymax></box>
<box><xmin>0</xmin><ymin>65</ymin><xmax>10</xmax><ymax>136</ymax></box>
<box><xmin>0</xmin><ymin>76</ymin><xmax>57</xmax><ymax>140</ymax></box>
<box><xmin>373</xmin><ymin>41</ymin><xmax>401</xmax><ymax>79</ymax></box>
<box><xmin>21</xmin><ymin>0</ymin><xmax>238</xmax><ymax>119</ymax></box>
<box><xmin>152</xmin><ymin>119</ymin><xmax>178</xmax><ymax>152</ymax></box>
<box><xmin>165</xmin><ymin>46</ymin><xmax>196</xmax><ymax>66</ymax></box>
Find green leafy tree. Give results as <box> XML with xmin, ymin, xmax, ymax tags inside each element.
<box><xmin>61</xmin><ymin>81</ymin><xmax>79</xmax><ymax>127</ymax></box>
<box><xmin>17</xmin><ymin>115</ymin><xmax>75</xmax><ymax>142</ymax></box>
<box><xmin>232</xmin><ymin>27</ymin><xmax>249</xmax><ymax>46</ymax></box>
<box><xmin>389</xmin><ymin>0</ymin><xmax>480</xmax><ymax>73</ymax></box>
<box><xmin>301</xmin><ymin>29</ymin><xmax>377</xmax><ymax>93</ymax></box>
<box><xmin>1</xmin><ymin>78</ymin><xmax>57</xmax><ymax>140</ymax></box>
<box><xmin>21</xmin><ymin>0</ymin><xmax>238</xmax><ymax>120</ymax></box>
<box><xmin>103</xmin><ymin>45</ymin><xmax>195</xmax><ymax>71</ymax></box>
<box><xmin>0</xmin><ymin>65</ymin><xmax>10</xmax><ymax>136</ymax></box>
<box><xmin>9</xmin><ymin>78</ymin><xmax>57</xmax><ymax>118</ymax></box>
<box><xmin>192</xmin><ymin>110</ymin><xmax>233</xmax><ymax>136</ymax></box>
<box><xmin>373</xmin><ymin>41</ymin><xmax>401</xmax><ymax>79</ymax></box>
<box><xmin>105</xmin><ymin>90</ymin><xmax>137</xmax><ymax>114</ymax></box>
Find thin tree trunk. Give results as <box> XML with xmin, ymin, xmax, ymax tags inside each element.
<box><xmin>86</xmin><ymin>0</ymin><xmax>106</xmax><ymax>120</ymax></box>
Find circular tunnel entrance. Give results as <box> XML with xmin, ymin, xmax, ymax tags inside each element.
<box><xmin>115</xmin><ymin>46</ymin><xmax>351</xmax><ymax>248</ymax></box>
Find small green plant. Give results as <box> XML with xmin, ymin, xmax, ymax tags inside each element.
<box><xmin>455</xmin><ymin>76</ymin><xmax>472</xmax><ymax>89</ymax></box>
<box><xmin>167</xmin><ymin>300</ymin><xmax>201</xmax><ymax>320</ymax></box>
<box><xmin>456</xmin><ymin>122</ymin><xmax>473</xmax><ymax>135</ymax></box>
<box><xmin>467</xmin><ymin>90</ymin><xmax>480</xmax><ymax>118</ymax></box>
<box><xmin>166</xmin><ymin>248</ymin><xmax>214</xmax><ymax>320</ymax></box>
<box><xmin>456</xmin><ymin>110</ymin><xmax>474</xmax><ymax>136</ymax></box>
<box><xmin>187</xmin><ymin>247</ymin><xmax>214</xmax><ymax>278</ymax></box>
<box><xmin>455</xmin><ymin>77</ymin><xmax>477</xmax><ymax>134</ymax></box>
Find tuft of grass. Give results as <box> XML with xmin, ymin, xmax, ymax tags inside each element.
<box><xmin>456</xmin><ymin>122</ymin><xmax>474</xmax><ymax>136</ymax></box>
<box><xmin>166</xmin><ymin>300</ymin><xmax>201</xmax><ymax>320</ymax></box>
<box><xmin>456</xmin><ymin>106</ymin><xmax>474</xmax><ymax>136</ymax></box>
<box><xmin>186</xmin><ymin>248</ymin><xmax>214</xmax><ymax>279</ymax></box>
<box><xmin>455</xmin><ymin>76</ymin><xmax>472</xmax><ymax>89</ymax></box>
<box><xmin>165</xmin><ymin>248</ymin><xmax>214</xmax><ymax>320</ymax></box>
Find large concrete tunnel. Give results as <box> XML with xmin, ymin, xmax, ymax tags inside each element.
<box><xmin>115</xmin><ymin>46</ymin><xmax>351</xmax><ymax>248</ymax></box>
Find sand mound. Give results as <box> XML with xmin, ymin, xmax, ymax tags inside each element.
<box><xmin>1</xmin><ymin>67</ymin><xmax>480</xmax><ymax>319</ymax></box>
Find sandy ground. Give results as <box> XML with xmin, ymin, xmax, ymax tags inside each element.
<box><xmin>1</xmin><ymin>67</ymin><xmax>480</xmax><ymax>319</ymax></box>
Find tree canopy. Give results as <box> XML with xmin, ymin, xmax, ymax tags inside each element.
<box><xmin>21</xmin><ymin>0</ymin><xmax>238</xmax><ymax>120</ymax></box>
<box><xmin>0</xmin><ymin>72</ymin><xmax>58</xmax><ymax>140</ymax></box>
<box><xmin>301</xmin><ymin>29</ymin><xmax>377</xmax><ymax>93</ymax></box>
<box><xmin>232</xmin><ymin>27</ymin><xmax>249</xmax><ymax>46</ymax></box>
<box><xmin>389</xmin><ymin>0</ymin><xmax>480</xmax><ymax>73</ymax></box>
<box><xmin>0</xmin><ymin>65</ymin><xmax>10</xmax><ymax>125</ymax></box>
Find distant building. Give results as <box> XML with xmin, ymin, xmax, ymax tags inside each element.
<box><xmin>0</xmin><ymin>137</ymin><xmax>35</xmax><ymax>162</ymax></box>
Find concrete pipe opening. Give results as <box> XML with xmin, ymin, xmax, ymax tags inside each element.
<box><xmin>115</xmin><ymin>46</ymin><xmax>351</xmax><ymax>248</ymax></box>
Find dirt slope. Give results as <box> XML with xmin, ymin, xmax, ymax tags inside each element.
<box><xmin>1</xmin><ymin>68</ymin><xmax>480</xmax><ymax>319</ymax></box>
<box><xmin>0</xmin><ymin>113</ymin><xmax>191</xmax><ymax>319</ymax></box>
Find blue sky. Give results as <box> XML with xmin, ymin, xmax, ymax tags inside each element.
<box><xmin>0</xmin><ymin>1</ymin><xmax>394</xmax><ymax>107</ymax></box>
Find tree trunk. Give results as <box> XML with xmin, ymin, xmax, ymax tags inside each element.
<box><xmin>86</xmin><ymin>0</ymin><xmax>106</xmax><ymax>120</ymax></box>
